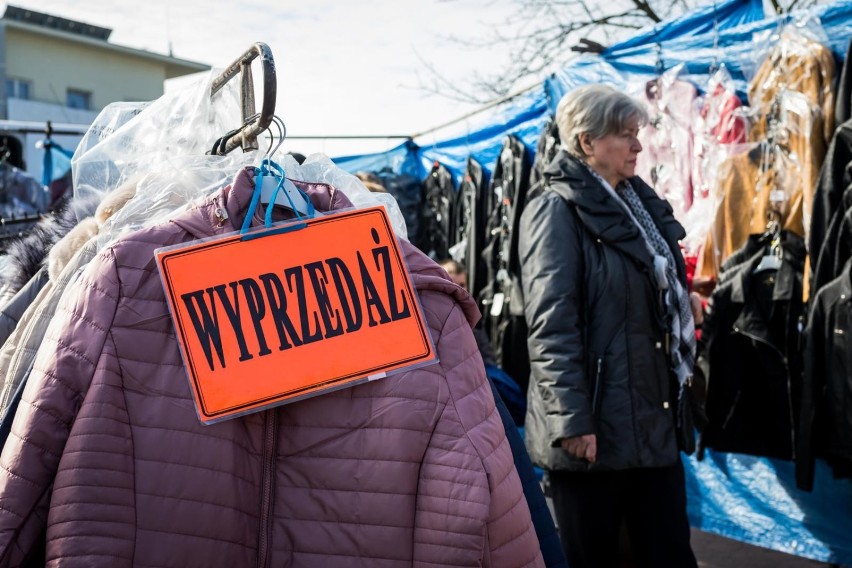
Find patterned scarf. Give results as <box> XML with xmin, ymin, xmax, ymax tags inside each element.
<box><xmin>585</xmin><ymin>166</ymin><xmax>696</xmax><ymax>386</ymax></box>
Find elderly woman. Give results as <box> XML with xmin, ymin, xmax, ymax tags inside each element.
<box><xmin>519</xmin><ymin>84</ymin><xmax>698</xmax><ymax>567</ymax></box>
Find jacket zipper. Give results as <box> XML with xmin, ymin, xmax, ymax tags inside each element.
<box><xmin>732</xmin><ymin>326</ymin><xmax>796</xmax><ymax>457</ymax></box>
<box><xmin>592</xmin><ymin>357</ymin><xmax>604</xmax><ymax>418</ymax></box>
<box><xmin>257</xmin><ymin>410</ymin><xmax>277</xmax><ymax>568</ymax></box>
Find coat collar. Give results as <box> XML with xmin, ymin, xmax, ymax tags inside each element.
<box><xmin>171</xmin><ymin>166</ymin><xmax>353</xmax><ymax>241</ymax></box>
<box><xmin>542</xmin><ymin>150</ymin><xmax>687</xmax><ymax>278</ymax></box>
<box><xmin>729</xmin><ymin>231</ymin><xmax>806</xmax><ymax>304</ymax></box>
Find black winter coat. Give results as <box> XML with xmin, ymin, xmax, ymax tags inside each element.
<box><xmin>519</xmin><ymin>151</ymin><xmax>685</xmax><ymax>472</ymax></box>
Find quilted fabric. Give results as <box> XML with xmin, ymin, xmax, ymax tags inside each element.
<box><xmin>0</xmin><ymin>167</ymin><xmax>543</xmax><ymax>568</ymax></box>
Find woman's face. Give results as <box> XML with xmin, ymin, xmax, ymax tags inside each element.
<box><xmin>582</xmin><ymin>115</ymin><xmax>643</xmax><ymax>186</ymax></box>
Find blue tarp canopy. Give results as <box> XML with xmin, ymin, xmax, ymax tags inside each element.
<box><xmin>331</xmin><ymin>0</ymin><xmax>852</xmax><ymax>563</ymax></box>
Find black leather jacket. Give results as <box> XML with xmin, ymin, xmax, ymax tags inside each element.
<box><xmin>798</xmin><ymin>257</ymin><xmax>852</xmax><ymax>490</ymax></box>
<box><xmin>519</xmin><ymin>151</ymin><xmax>685</xmax><ymax>472</ymax></box>
<box><xmin>700</xmin><ymin>232</ymin><xmax>806</xmax><ymax>460</ymax></box>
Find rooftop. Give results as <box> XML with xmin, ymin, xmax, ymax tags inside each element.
<box><xmin>1</xmin><ymin>5</ymin><xmax>210</xmax><ymax>79</ymax></box>
<box><xmin>3</xmin><ymin>5</ymin><xmax>111</xmax><ymax>41</ymax></box>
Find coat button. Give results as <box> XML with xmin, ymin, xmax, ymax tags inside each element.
<box><xmin>663</xmin><ymin>401</ymin><xmax>670</xmax><ymax>409</ymax></box>
<box><xmin>655</xmin><ymin>341</ymin><xmax>662</xmax><ymax>349</ymax></box>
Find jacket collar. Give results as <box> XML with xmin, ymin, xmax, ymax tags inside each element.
<box><xmin>542</xmin><ymin>150</ymin><xmax>687</xmax><ymax>278</ymax></box>
<box><xmin>172</xmin><ymin>166</ymin><xmax>352</xmax><ymax>241</ymax></box>
<box><xmin>729</xmin><ymin>231</ymin><xmax>806</xmax><ymax>304</ymax></box>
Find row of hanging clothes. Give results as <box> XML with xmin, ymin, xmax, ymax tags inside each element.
<box><xmin>350</xmin><ymin>136</ymin><xmax>535</xmax><ymax>423</ymax></box>
<box><xmin>0</xmin><ymin>44</ymin><xmax>556</xmax><ymax>567</ymax></box>
<box><xmin>395</xmin><ymin>19</ymin><xmax>851</xmax><ymax>493</ymax></box>
<box><xmin>614</xmin><ymin>21</ymin><xmax>850</xmax><ymax>492</ymax></box>
<box><xmin>797</xmin><ymin>29</ymin><xmax>852</xmax><ymax>492</ymax></box>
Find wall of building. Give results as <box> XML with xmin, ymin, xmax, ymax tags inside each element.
<box><xmin>5</xmin><ymin>26</ymin><xmax>166</xmax><ymax>113</ymax></box>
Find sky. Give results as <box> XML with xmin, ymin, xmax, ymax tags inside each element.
<box><xmin>8</xmin><ymin>0</ymin><xmax>532</xmax><ymax>157</ymax></box>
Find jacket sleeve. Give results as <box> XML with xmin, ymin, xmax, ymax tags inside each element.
<box><xmin>519</xmin><ymin>193</ymin><xmax>593</xmax><ymax>443</ymax></box>
<box><xmin>413</xmin><ymin>291</ymin><xmax>543</xmax><ymax>568</ymax></box>
<box><xmin>796</xmin><ymin>290</ymin><xmax>829</xmax><ymax>491</ymax></box>
<box><xmin>0</xmin><ymin>249</ymin><xmax>120</xmax><ymax>566</ymax></box>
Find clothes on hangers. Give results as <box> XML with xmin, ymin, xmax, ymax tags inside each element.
<box><xmin>0</xmin><ymin>182</ymin><xmax>135</xmax><ymax>423</ymax></box>
<box><xmin>696</xmin><ymin>28</ymin><xmax>835</xmax><ymax>285</ymax></box>
<box><xmin>835</xmin><ymin>36</ymin><xmax>852</xmax><ymax>127</ymax></box>
<box><xmin>636</xmin><ymin>74</ymin><xmax>698</xmax><ymax>220</ymax></box>
<box><xmin>0</xmin><ymin>167</ymin><xmax>543</xmax><ymax>567</ymax></box>
<box><xmin>811</xmin><ymin>118</ymin><xmax>852</xmax><ymax>286</ymax></box>
<box><xmin>480</xmin><ymin>135</ymin><xmax>532</xmax><ymax>395</ymax></box>
<box><xmin>797</xmin><ymin>256</ymin><xmax>852</xmax><ymax>491</ymax></box>
<box><xmin>699</xmin><ymin>230</ymin><xmax>806</xmax><ymax>460</ymax></box>
<box><xmin>459</xmin><ymin>157</ymin><xmax>488</xmax><ymax>302</ymax></box>
<box><xmin>418</xmin><ymin>161</ymin><xmax>455</xmax><ymax>259</ymax></box>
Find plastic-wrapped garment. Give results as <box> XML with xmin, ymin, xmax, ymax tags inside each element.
<box><xmin>73</xmin><ymin>72</ymin><xmax>408</xmax><ymax>250</ymax></box>
<box><xmin>748</xmin><ymin>27</ymin><xmax>835</xmax><ymax>247</ymax></box>
<box><xmin>682</xmin><ymin>69</ymin><xmax>748</xmax><ymax>255</ymax></box>
<box><xmin>699</xmin><ymin>230</ymin><xmax>806</xmax><ymax>460</ymax></box>
<box><xmin>697</xmin><ymin>91</ymin><xmax>825</xmax><ymax>282</ymax></box>
<box><xmin>749</xmin><ymin>27</ymin><xmax>836</xmax><ymax>147</ymax></box>
<box><xmin>691</xmin><ymin>69</ymin><xmax>748</xmax><ymax>200</ymax></box>
<box><xmin>635</xmin><ymin>68</ymin><xmax>698</xmax><ymax>222</ymax></box>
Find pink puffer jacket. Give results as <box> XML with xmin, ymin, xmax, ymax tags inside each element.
<box><xmin>0</xmin><ymin>167</ymin><xmax>544</xmax><ymax>568</ymax></box>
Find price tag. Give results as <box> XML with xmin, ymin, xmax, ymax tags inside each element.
<box><xmin>490</xmin><ymin>292</ymin><xmax>505</xmax><ymax>317</ymax></box>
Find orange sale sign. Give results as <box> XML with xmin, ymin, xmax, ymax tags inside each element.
<box><xmin>156</xmin><ymin>207</ymin><xmax>435</xmax><ymax>423</ymax></box>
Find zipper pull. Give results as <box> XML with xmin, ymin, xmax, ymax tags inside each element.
<box><xmin>214</xmin><ymin>207</ymin><xmax>229</xmax><ymax>228</ymax></box>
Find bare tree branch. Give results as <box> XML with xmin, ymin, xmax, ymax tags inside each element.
<box><xmin>421</xmin><ymin>0</ymin><xmax>804</xmax><ymax>103</ymax></box>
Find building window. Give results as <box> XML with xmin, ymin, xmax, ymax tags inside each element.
<box><xmin>5</xmin><ymin>78</ymin><xmax>31</xmax><ymax>100</ymax></box>
<box><xmin>66</xmin><ymin>89</ymin><xmax>91</xmax><ymax>110</ymax></box>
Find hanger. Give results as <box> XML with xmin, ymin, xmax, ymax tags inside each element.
<box><xmin>255</xmin><ymin>115</ymin><xmax>312</xmax><ymax>217</ymax></box>
<box><xmin>754</xmin><ymin>213</ymin><xmax>782</xmax><ymax>274</ymax></box>
<box><xmin>209</xmin><ymin>42</ymin><xmax>277</xmax><ymax>155</ymax></box>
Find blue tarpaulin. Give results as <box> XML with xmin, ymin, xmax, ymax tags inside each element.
<box><xmin>41</xmin><ymin>139</ymin><xmax>74</xmax><ymax>187</ymax></box>
<box><xmin>332</xmin><ymin>0</ymin><xmax>852</xmax><ymax>562</ymax></box>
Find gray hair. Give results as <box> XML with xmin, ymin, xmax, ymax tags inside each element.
<box><xmin>555</xmin><ymin>84</ymin><xmax>648</xmax><ymax>158</ymax></box>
